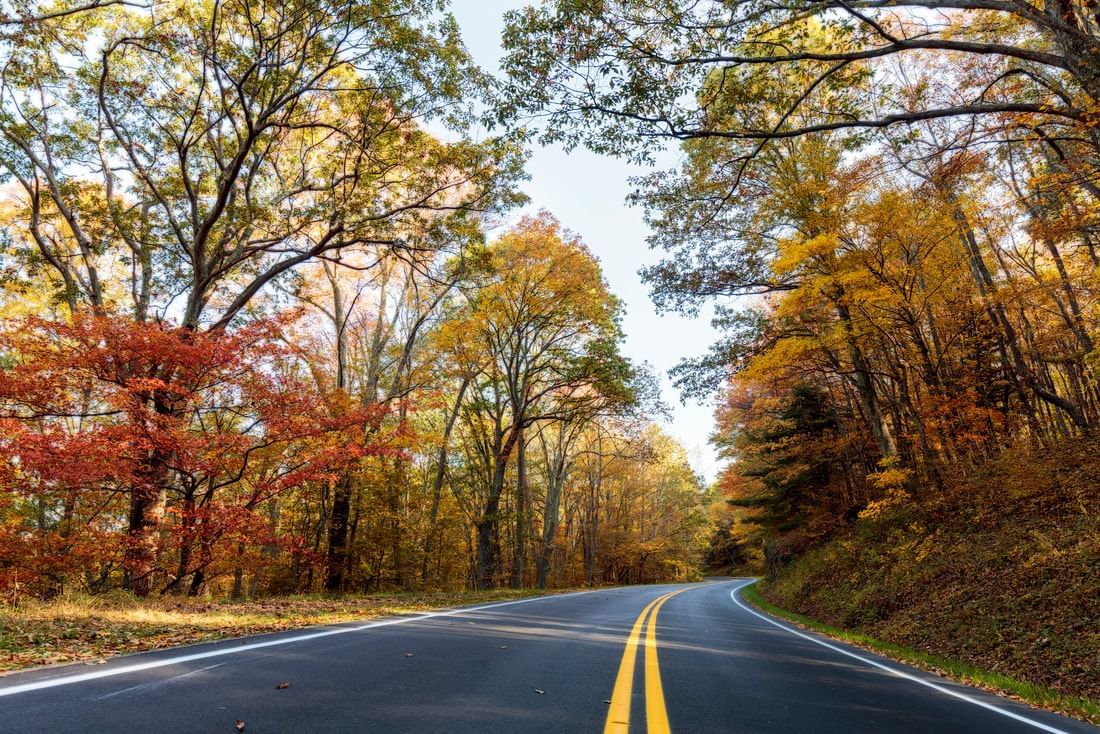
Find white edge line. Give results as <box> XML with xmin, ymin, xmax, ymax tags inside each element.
<box><xmin>0</xmin><ymin>590</ymin><xmax>593</xmax><ymax>698</ymax></box>
<box><xmin>728</xmin><ymin>581</ymin><xmax>1075</xmax><ymax>734</ymax></box>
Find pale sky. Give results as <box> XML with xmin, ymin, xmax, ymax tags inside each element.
<box><xmin>449</xmin><ymin>1</ymin><xmax>721</xmax><ymax>482</ymax></box>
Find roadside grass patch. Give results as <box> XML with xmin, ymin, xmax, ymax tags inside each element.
<box><xmin>0</xmin><ymin>588</ymin><xmax>562</xmax><ymax>674</ymax></box>
<box><xmin>741</xmin><ymin>581</ymin><xmax>1100</xmax><ymax>726</ymax></box>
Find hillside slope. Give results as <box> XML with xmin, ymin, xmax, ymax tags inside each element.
<box><xmin>760</xmin><ymin>439</ymin><xmax>1099</xmax><ymax>703</ymax></box>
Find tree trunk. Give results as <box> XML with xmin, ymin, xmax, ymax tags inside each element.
<box><xmin>325</xmin><ymin>474</ymin><xmax>354</xmax><ymax>592</ymax></box>
<box><xmin>536</xmin><ymin>458</ymin><xmax>567</xmax><ymax>589</ymax></box>
<box><xmin>125</xmin><ymin>451</ymin><xmax>169</xmax><ymax>597</ymax></box>
<box><xmin>834</xmin><ymin>300</ymin><xmax>898</xmax><ymax>460</ymax></box>
<box><xmin>165</xmin><ymin>485</ymin><xmax>196</xmax><ymax>595</ymax></box>
<box><xmin>510</xmin><ymin>425</ymin><xmax>527</xmax><ymax>588</ymax></box>
<box><xmin>421</xmin><ymin>376</ymin><xmax>470</xmax><ymax>584</ymax></box>
<box><xmin>474</xmin><ymin>423</ymin><xmax>522</xmax><ymax>589</ymax></box>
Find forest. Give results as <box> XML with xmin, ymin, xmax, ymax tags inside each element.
<box><xmin>0</xmin><ymin>0</ymin><xmax>712</xmax><ymax>601</ymax></box>
<box><xmin>0</xmin><ymin>0</ymin><xmax>1095</xmax><ymax>611</ymax></box>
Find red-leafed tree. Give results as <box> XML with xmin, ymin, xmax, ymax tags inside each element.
<box><xmin>0</xmin><ymin>314</ymin><xmax>391</xmax><ymax>597</ymax></box>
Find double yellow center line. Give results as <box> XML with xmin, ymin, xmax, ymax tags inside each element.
<box><xmin>604</xmin><ymin>588</ymin><xmax>690</xmax><ymax>734</ymax></box>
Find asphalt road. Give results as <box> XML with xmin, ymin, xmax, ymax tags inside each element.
<box><xmin>0</xmin><ymin>579</ymin><xmax>1095</xmax><ymax>733</ymax></box>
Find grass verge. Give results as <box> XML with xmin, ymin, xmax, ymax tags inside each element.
<box><xmin>740</xmin><ymin>581</ymin><xmax>1100</xmax><ymax>726</ymax></box>
<box><xmin>0</xmin><ymin>588</ymin><xmax>565</xmax><ymax>675</ymax></box>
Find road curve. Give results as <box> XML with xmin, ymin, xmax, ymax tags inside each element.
<box><xmin>0</xmin><ymin>579</ymin><xmax>1094</xmax><ymax>733</ymax></box>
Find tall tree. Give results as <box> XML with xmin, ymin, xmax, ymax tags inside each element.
<box><xmin>453</xmin><ymin>214</ymin><xmax>629</xmax><ymax>588</ymax></box>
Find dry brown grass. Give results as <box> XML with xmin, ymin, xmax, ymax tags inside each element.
<box><xmin>0</xmin><ymin>588</ymin><xmax>559</xmax><ymax>673</ymax></box>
